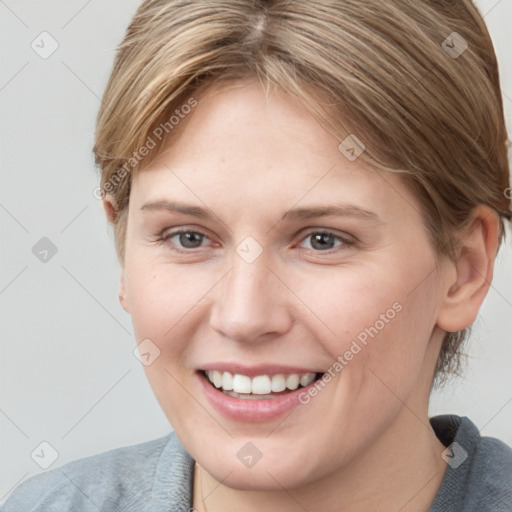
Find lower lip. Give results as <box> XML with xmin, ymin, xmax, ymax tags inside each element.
<box><xmin>198</xmin><ymin>372</ymin><xmax>318</xmax><ymax>423</ymax></box>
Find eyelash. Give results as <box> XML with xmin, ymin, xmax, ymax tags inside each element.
<box><xmin>299</xmin><ymin>230</ymin><xmax>353</xmax><ymax>252</ymax></box>
<box><xmin>159</xmin><ymin>229</ymin><xmax>212</xmax><ymax>252</ymax></box>
<box><xmin>157</xmin><ymin>228</ymin><xmax>354</xmax><ymax>254</ymax></box>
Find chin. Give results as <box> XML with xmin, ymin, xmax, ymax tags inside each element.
<box><xmin>209</xmin><ymin>461</ymin><xmax>316</xmax><ymax>492</ymax></box>
<box><xmin>196</xmin><ymin>438</ymin><xmax>330</xmax><ymax>492</ymax></box>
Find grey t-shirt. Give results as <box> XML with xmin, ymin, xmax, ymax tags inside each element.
<box><xmin>2</xmin><ymin>415</ymin><xmax>511</xmax><ymax>511</ymax></box>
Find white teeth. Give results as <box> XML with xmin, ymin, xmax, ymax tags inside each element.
<box><xmin>300</xmin><ymin>372</ymin><xmax>316</xmax><ymax>387</ymax></box>
<box><xmin>232</xmin><ymin>374</ymin><xmax>252</xmax><ymax>394</ymax></box>
<box><xmin>205</xmin><ymin>370</ymin><xmax>319</xmax><ymax>394</ymax></box>
<box><xmin>286</xmin><ymin>373</ymin><xmax>300</xmax><ymax>390</ymax></box>
<box><xmin>251</xmin><ymin>375</ymin><xmax>272</xmax><ymax>395</ymax></box>
<box><xmin>221</xmin><ymin>371</ymin><xmax>233</xmax><ymax>391</ymax></box>
<box><xmin>212</xmin><ymin>370</ymin><xmax>222</xmax><ymax>388</ymax></box>
<box><xmin>271</xmin><ymin>374</ymin><xmax>286</xmax><ymax>392</ymax></box>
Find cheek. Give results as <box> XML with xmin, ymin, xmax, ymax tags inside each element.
<box><xmin>304</xmin><ymin>262</ymin><xmax>438</xmax><ymax>392</ymax></box>
<box><xmin>292</xmin><ymin>270</ymin><xmax>438</xmax><ymax>461</ymax></box>
<box><xmin>123</xmin><ymin>252</ymin><xmax>215</xmax><ymax>344</ymax></box>
<box><xmin>123</xmin><ymin>255</ymin><xmax>217</xmax><ymax>428</ymax></box>
<box><xmin>299</xmin><ymin>269</ymin><xmax>401</xmax><ymax>348</ymax></box>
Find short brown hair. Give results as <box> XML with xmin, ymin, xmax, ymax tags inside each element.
<box><xmin>93</xmin><ymin>0</ymin><xmax>511</xmax><ymax>382</ymax></box>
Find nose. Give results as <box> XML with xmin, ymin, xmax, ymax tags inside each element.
<box><xmin>209</xmin><ymin>255</ymin><xmax>293</xmax><ymax>344</ymax></box>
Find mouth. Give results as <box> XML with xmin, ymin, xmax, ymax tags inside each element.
<box><xmin>197</xmin><ymin>366</ymin><xmax>327</xmax><ymax>422</ymax></box>
<box><xmin>201</xmin><ymin>369</ymin><xmax>324</xmax><ymax>400</ymax></box>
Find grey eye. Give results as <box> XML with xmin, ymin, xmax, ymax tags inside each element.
<box><xmin>304</xmin><ymin>232</ymin><xmax>342</xmax><ymax>251</ymax></box>
<box><xmin>178</xmin><ymin>231</ymin><xmax>205</xmax><ymax>248</ymax></box>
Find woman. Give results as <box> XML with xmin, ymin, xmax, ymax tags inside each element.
<box><xmin>4</xmin><ymin>0</ymin><xmax>511</xmax><ymax>510</ymax></box>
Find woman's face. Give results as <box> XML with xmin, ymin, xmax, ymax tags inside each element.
<box><xmin>119</xmin><ymin>79</ymin><xmax>449</xmax><ymax>490</ymax></box>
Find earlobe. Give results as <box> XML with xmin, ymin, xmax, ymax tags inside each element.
<box><xmin>119</xmin><ymin>272</ymin><xmax>130</xmax><ymax>313</ymax></box>
<box><xmin>102</xmin><ymin>193</ymin><xmax>118</xmax><ymax>224</ymax></box>
<box><xmin>437</xmin><ymin>206</ymin><xmax>500</xmax><ymax>333</ymax></box>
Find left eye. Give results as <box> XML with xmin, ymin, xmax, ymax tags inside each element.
<box><xmin>299</xmin><ymin>231</ymin><xmax>345</xmax><ymax>251</ymax></box>
<box><xmin>164</xmin><ymin>230</ymin><xmax>209</xmax><ymax>249</ymax></box>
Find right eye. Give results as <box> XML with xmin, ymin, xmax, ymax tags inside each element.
<box><xmin>159</xmin><ymin>229</ymin><xmax>212</xmax><ymax>251</ymax></box>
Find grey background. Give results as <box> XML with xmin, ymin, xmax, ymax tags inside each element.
<box><xmin>1</xmin><ymin>0</ymin><xmax>511</xmax><ymax>501</ymax></box>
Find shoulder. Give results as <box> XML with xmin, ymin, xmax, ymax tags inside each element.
<box><xmin>1</xmin><ymin>432</ymin><xmax>182</xmax><ymax>512</ymax></box>
<box><xmin>469</xmin><ymin>432</ymin><xmax>512</xmax><ymax>506</ymax></box>
<box><xmin>430</xmin><ymin>415</ymin><xmax>512</xmax><ymax>511</ymax></box>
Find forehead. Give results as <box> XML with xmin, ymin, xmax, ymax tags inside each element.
<box><xmin>130</xmin><ymin>79</ymin><xmax>420</xmax><ymax>225</ymax></box>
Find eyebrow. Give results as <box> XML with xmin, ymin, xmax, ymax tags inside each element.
<box><xmin>140</xmin><ymin>200</ymin><xmax>380</xmax><ymax>222</ymax></box>
<box><xmin>141</xmin><ymin>200</ymin><xmax>212</xmax><ymax>219</ymax></box>
<box><xmin>281</xmin><ymin>205</ymin><xmax>379</xmax><ymax>222</ymax></box>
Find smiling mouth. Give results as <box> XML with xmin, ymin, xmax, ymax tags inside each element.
<box><xmin>202</xmin><ymin>370</ymin><xmax>324</xmax><ymax>399</ymax></box>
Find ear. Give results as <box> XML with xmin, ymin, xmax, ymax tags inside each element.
<box><xmin>119</xmin><ymin>271</ymin><xmax>130</xmax><ymax>313</ymax></box>
<box><xmin>102</xmin><ymin>193</ymin><xmax>118</xmax><ymax>224</ymax></box>
<box><xmin>102</xmin><ymin>194</ymin><xmax>130</xmax><ymax>312</ymax></box>
<box><xmin>437</xmin><ymin>206</ymin><xmax>500</xmax><ymax>332</ymax></box>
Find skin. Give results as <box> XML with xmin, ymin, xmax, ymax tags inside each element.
<box><xmin>104</xmin><ymin>78</ymin><xmax>499</xmax><ymax>512</ymax></box>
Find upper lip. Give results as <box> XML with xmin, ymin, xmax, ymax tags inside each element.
<box><xmin>199</xmin><ymin>363</ymin><xmax>324</xmax><ymax>377</ymax></box>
